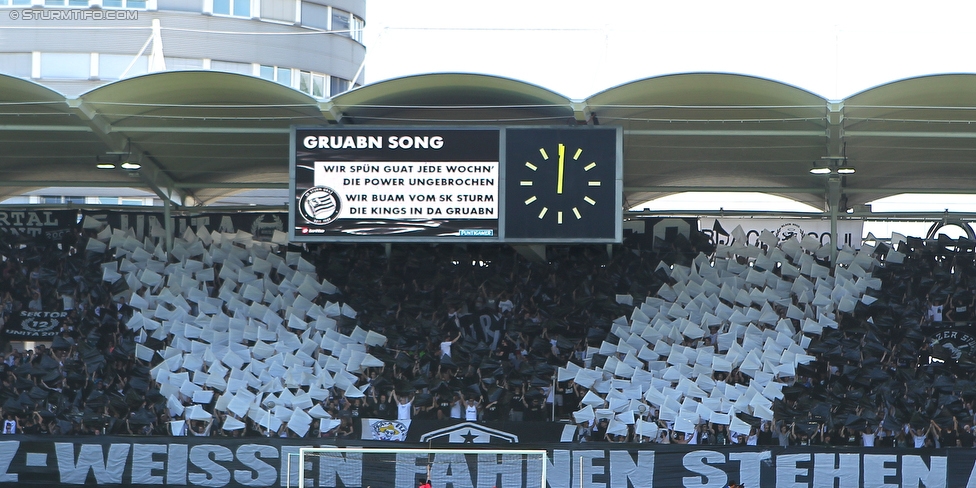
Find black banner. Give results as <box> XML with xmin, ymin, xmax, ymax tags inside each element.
<box><xmin>0</xmin><ymin>210</ymin><xmax>77</xmax><ymax>240</ymax></box>
<box><xmin>0</xmin><ymin>310</ymin><xmax>67</xmax><ymax>339</ymax></box>
<box><xmin>82</xmin><ymin>211</ymin><xmax>286</xmax><ymax>242</ymax></box>
<box><xmin>0</xmin><ymin>436</ymin><xmax>970</xmax><ymax>487</ymax></box>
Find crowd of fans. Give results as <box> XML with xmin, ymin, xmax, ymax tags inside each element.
<box><xmin>0</xmin><ymin>220</ymin><xmax>973</xmax><ymax>449</ymax></box>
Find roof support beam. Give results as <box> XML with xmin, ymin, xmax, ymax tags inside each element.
<box><xmin>66</xmin><ymin>97</ymin><xmax>193</xmax><ymax>207</ymax></box>
<box><xmin>626</xmin><ymin>186</ymin><xmax>976</xmax><ymax>195</ymax></box>
<box><xmin>624</xmin><ymin>186</ymin><xmax>825</xmax><ymax>193</ymax></box>
<box><xmin>0</xmin><ymin>125</ymin><xmax>92</xmax><ymax>132</ymax></box>
<box><xmin>625</xmin><ymin>129</ymin><xmax>826</xmax><ymax>137</ymax></box>
<box><xmin>174</xmin><ymin>182</ymin><xmax>288</xmax><ymax>189</ymax></box>
<box><xmin>110</xmin><ymin>126</ymin><xmax>293</xmax><ymax>134</ymax></box>
<box><xmin>846</xmin><ymin>131</ymin><xmax>976</xmax><ymax>139</ymax></box>
<box><xmin>0</xmin><ymin>180</ymin><xmax>146</xmax><ymax>187</ymax></box>
<box><xmin>133</xmin><ymin>148</ymin><xmax>197</xmax><ymax>207</ymax></box>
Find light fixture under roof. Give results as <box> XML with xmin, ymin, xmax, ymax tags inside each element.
<box><xmin>120</xmin><ymin>161</ymin><xmax>141</xmax><ymax>170</ymax></box>
<box><xmin>811</xmin><ymin>154</ymin><xmax>855</xmax><ymax>175</ymax></box>
<box><xmin>96</xmin><ymin>163</ymin><xmax>116</xmax><ymax>170</ymax></box>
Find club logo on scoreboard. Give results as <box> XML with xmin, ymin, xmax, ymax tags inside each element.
<box><xmin>298</xmin><ymin>186</ymin><xmax>341</xmax><ymax>225</ymax></box>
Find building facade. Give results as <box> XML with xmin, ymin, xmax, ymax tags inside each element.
<box><xmin>0</xmin><ymin>0</ymin><xmax>365</xmax><ymax>98</ymax></box>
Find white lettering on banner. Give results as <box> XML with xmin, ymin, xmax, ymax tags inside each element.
<box><xmin>730</xmin><ymin>451</ymin><xmax>771</xmax><ymax>488</ymax></box>
<box><xmin>7</xmin><ymin>442</ymin><xmax>972</xmax><ymax>487</ymax></box>
<box><xmin>776</xmin><ymin>453</ymin><xmax>810</xmax><ymax>488</ymax></box>
<box><xmin>279</xmin><ymin>446</ymin><xmax>306</xmax><ymax>488</ymax></box>
<box><xmin>0</xmin><ymin>211</ymin><xmax>58</xmax><ymax>227</ymax></box>
<box><xmin>55</xmin><ymin>442</ymin><xmax>130</xmax><ymax>484</ymax></box>
<box><xmin>608</xmin><ymin>451</ymin><xmax>654</xmax><ymax>488</ymax></box>
<box><xmin>813</xmin><ymin>453</ymin><xmax>859</xmax><ymax>487</ymax></box>
<box><xmin>576</xmin><ymin>450</ymin><xmax>605</xmax><ymax>488</ymax></box>
<box><xmin>131</xmin><ymin>444</ymin><xmax>167</xmax><ymax>484</ymax></box>
<box><xmin>0</xmin><ymin>441</ymin><xmax>18</xmax><ymax>482</ymax></box>
<box><xmin>396</xmin><ymin>453</ymin><xmax>429</xmax><ymax>488</ymax></box>
<box><xmin>434</xmin><ymin>453</ymin><xmax>474</xmax><ymax>488</ymax></box>
<box><xmin>545</xmin><ymin>449</ymin><xmax>571</xmax><ymax>488</ymax></box>
<box><xmin>903</xmin><ymin>455</ymin><xmax>946</xmax><ymax>488</ymax></box>
<box><xmin>167</xmin><ymin>443</ymin><xmax>188</xmax><ymax>485</ymax></box>
<box><xmin>233</xmin><ymin>445</ymin><xmax>277</xmax><ymax>487</ymax></box>
<box><xmin>0</xmin><ymin>211</ymin><xmax>63</xmax><ymax>237</ymax></box>
<box><xmin>682</xmin><ymin>450</ymin><xmax>728</xmax><ymax>488</ymax></box>
<box><xmin>316</xmin><ymin>451</ymin><xmax>360</xmax><ymax>488</ymax></box>
<box><xmin>477</xmin><ymin>454</ymin><xmax>525</xmax><ymax>488</ymax></box>
<box><xmin>188</xmin><ymin>445</ymin><xmax>232</xmax><ymax>487</ymax></box>
<box><xmin>313</xmin><ymin>161</ymin><xmax>498</xmax><ymax>222</ymax></box>
<box><xmin>864</xmin><ymin>454</ymin><xmax>899</xmax><ymax>488</ymax></box>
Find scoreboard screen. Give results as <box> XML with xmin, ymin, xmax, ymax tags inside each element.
<box><xmin>291</xmin><ymin>127</ymin><xmax>500</xmax><ymax>241</ymax></box>
<box><xmin>289</xmin><ymin>126</ymin><xmax>621</xmax><ymax>243</ymax></box>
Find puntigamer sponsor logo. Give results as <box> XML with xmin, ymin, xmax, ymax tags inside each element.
<box><xmin>459</xmin><ymin>229</ymin><xmax>493</xmax><ymax>237</ymax></box>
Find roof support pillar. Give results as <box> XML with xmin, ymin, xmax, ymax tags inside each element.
<box><xmin>164</xmin><ymin>197</ymin><xmax>174</xmax><ymax>252</ymax></box>
<box><xmin>512</xmin><ymin>245</ymin><xmax>546</xmax><ymax>264</ymax></box>
<box><xmin>828</xmin><ymin>175</ymin><xmax>841</xmax><ymax>264</ymax></box>
<box><xmin>827</xmin><ymin>101</ymin><xmax>845</xmax><ymax>264</ymax></box>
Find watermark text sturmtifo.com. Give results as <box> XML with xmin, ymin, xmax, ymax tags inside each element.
<box><xmin>8</xmin><ymin>9</ymin><xmax>138</xmax><ymax>20</ymax></box>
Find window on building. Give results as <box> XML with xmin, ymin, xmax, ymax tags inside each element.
<box><xmin>211</xmin><ymin>60</ymin><xmax>252</xmax><ymax>75</ymax></box>
<box><xmin>299</xmin><ymin>1</ymin><xmax>328</xmax><ymax>29</ymax></box>
<box><xmin>101</xmin><ymin>0</ymin><xmax>147</xmax><ymax>7</ymax></box>
<box><xmin>312</xmin><ymin>73</ymin><xmax>324</xmax><ymax>97</ymax></box>
<box><xmin>350</xmin><ymin>16</ymin><xmax>364</xmax><ymax>43</ymax></box>
<box><xmin>39</xmin><ymin>53</ymin><xmax>90</xmax><ymax>79</ymax></box>
<box><xmin>297</xmin><ymin>71</ymin><xmax>328</xmax><ymax>98</ymax></box>
<box><xmin>213</xmin><ymin>0</ymin><xmax>249</xmax><ymax>17</ymax></box>
<box><xmin>0</xmin><ymin>53</ymin><xmax>31</xmax><ymax>78</ymax></box>
<box><xmin>164</xmin><ymin>57</ymin><xmax>204</xmax><ymax>70</ymax></box>
<box><xmin>260</xmin><ymin>0</ymin><xmax>295</xmax><ymax>23</ymax></box>
<box><xmin>259</xmin><ymin>65</ymin><xmax>293</xmax><ymax>87</ymax></box>
<box><xmin>330</xmin><ymin>76</ymin><xmax>350</xmax><ymax>96</ymax></box>
<box><xmin>277</xmin><ymin>66</ymin><xmax>291</xmax><ymax>86</ymax></box>
<box><xmin>99</xmin><ymin>54</ymin><xmax>149</xmax><ymax>80</ymax></box>
<box><xmin>0</xmin><ymin>0</ymin><xmax>31</xmax><ymax>6</ymax></box>
<box><xmin>331</xmin><ymin>8</ymin><xmax>350</xmax><ymax>37</ymax></box>
<box><xmin>299</xmin><ymin>70</ymin><xmax>310</xmax><ymax>93</ymax></box>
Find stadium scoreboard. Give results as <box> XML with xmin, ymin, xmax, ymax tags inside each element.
<box><xmin>290</xmin><ymin>126</ymin><xmax>622</xmax><ymax>243</ymax></box>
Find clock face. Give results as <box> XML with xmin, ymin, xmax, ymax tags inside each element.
<box><xmin>504</xmin><ymin>128</ymin><xmax>619</xmax><ymax>240</ymax></box>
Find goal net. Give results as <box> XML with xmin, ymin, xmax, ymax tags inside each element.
<box><xmin>294</xmin><ymin>447</ymin><xmax>548</xmax><ymax>488</ymax></box>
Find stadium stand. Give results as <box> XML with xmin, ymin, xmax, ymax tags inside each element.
<box><xmin>0</xmin><ymin>219</ymin><xmax>972</xmax><ymax>450</ymax></box>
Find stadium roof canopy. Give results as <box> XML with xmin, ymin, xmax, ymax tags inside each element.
<box><xmin>3</xmin><ymin>70</ymin><xmax>976</xmax><ymax>212</ymax></box>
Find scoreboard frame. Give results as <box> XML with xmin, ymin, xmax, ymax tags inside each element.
<box><xmin>288</xmin><ymin>125</ymin><xmax>622</xmax><ymax>244</ymax></box>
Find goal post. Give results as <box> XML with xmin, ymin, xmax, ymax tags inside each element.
<box><xmin>296</xmin><ymin>447</ymin><xmax>548</xmax><ymax>488</ymax></box>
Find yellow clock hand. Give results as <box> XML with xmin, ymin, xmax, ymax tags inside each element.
<box><xmin>557</xmin><ymin>143</ymin><xmax>565</xmax><ymax>194</ymax></box>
